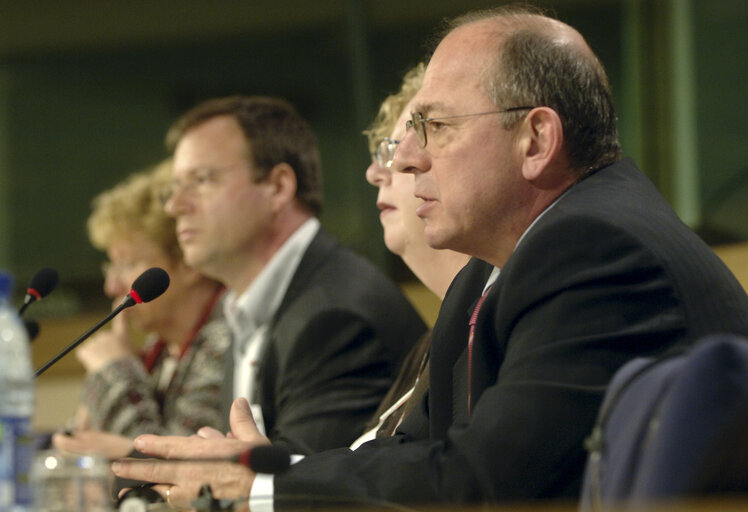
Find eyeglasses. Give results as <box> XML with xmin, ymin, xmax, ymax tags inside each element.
<box><xmin>372</xmin><ymin>137</ymin><xmax>401</xmax><ymax>168</ymax></box>
<box><xmin>405</xmin><ymin>107</ymin><xmax>535</xmax><ymax>148</ymax></box>
<box><xmin>158</xmin><ymin>164</ymin><xmax>242</xmax><ymax>205</ymax></box>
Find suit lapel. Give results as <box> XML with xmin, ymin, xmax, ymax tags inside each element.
<box><xmin>252</xmin><ymin>228</ymin><xmax>333</xmax><ymax>434</ymax></box>
<box><xmin>273</xmin><ymin>228</ymin><xmax>335</xmax><ymax>317</ymax></box>
<box><xmin>429</xmin><ymin>258</ymin><xmax>494</xmax><ymax>439</ymax></box>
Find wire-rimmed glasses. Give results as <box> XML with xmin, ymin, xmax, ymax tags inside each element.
<box><xmin>372</xmin><ymin>137</ymin><xmax>401</xmax><ymax>168</ymax></box>
<box><xmin>405</xmin><ymin>107</ymin><xmax>535</xmax><ymax>148</ymax></box>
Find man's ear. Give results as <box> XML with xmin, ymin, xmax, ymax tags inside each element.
<box><xmin>265</xmin><ymin>163</ymin><xmax>298</xmax><ymax>212</ymax></box>
<box><xmin>517</xmin><ymin>107</ymin><xmax>564</xmax><ymax>186</ymax></box>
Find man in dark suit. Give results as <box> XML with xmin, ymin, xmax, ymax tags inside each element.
<box><xmin>159</xmin><ymin>95</ymin><xmax>425</xmax><ymax>455</ymax></box>
<box><xmin>113</xmin><ymin>6</ymin><xmax>748</xmax><ymax>508</ymax></box>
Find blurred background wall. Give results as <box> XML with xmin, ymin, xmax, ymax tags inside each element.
<box><xmin>0</xmin><ymin>0</ymin><xmax>746</xmax><ymax>383</ymax></box>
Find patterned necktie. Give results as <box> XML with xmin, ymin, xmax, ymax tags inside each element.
<box><xmin>468</xmin><ymin>285</ymin><xmax>492</xmax><ymax>416</ymax></box>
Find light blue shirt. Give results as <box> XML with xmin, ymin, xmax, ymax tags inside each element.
<box><xmin>224</xmin><ymin>218</ymin><xmax>320</xmax><ymax>432</ymax></box>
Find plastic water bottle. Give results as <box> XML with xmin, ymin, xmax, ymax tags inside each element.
<box><xmin>0</xmin><ymin>273</ymin><xmax>34</xmax><ymax>511</ymax></box>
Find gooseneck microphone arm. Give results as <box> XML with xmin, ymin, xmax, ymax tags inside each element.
<box><xmin>34</xmin><ymin>267</ymin><xmax>169</xmax><ymax>378</ymax></box>
<box><xmin>34</xmin><ymin>298</ymin><xmax>132</xmax><ymax>378</ymax></box>
<box><xmin>18</xmin><ymin>301</ymin><xmax>33</xmax><ymax>317</ymax></box>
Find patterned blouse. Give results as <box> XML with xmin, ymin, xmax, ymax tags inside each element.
<box><xmin>79</xmin><ymin>290</ymin><xmax>232</xmax><ymax>437</ymax></box>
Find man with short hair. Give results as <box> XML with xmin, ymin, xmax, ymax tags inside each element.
<box><xmin>160</xmin><ymin>95</ymin><xmax>426</xmax><ymax>455</ymax></box>
<box><xmin>114</xmin><ymin>7</ymin><xmax>748</xmax><ymax>508</ymax></box>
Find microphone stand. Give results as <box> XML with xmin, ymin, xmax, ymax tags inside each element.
<box><xmin>18</xmin><ymin>298</ymin><xmax>34</xmax><ymax>317</ymax></box>
<box><xmin>34</xmin><ymin>297</ymin><xmax>134</xmax><ymax>378</ymax></box>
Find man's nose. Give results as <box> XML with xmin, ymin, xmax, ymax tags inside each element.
<box><xmin>163</xmin><ymin>184</ymin><xmax>190</xmax><ymax>217</ymax></box>
<box><xmin>391</xmin><ymin>128</ymin><xmax>427</xmax><ymax>175</ymax></box>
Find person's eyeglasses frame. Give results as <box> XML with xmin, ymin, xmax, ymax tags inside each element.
<box><xmin>372</xmin><ymin>137</ymin><xmax>401</xmax><ymax>169</ymax></box>
<box><xmin>405</xmin><ymin>106</ymin><xmax>536</xmax><ymax>148</ymax></box>
<box><xmin>158</xmin><ymin>164</ymin><xmax>247</xmax><ymax>206</ymax></box>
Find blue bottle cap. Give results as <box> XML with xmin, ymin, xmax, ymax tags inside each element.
<box><xmin>0</xmin><ymin>272</ymin><xmax>12</xmax><ymax>300</ymax></box>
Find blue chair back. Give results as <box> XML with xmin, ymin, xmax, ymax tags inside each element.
<box><xmin>580</xmin><ymin>334</ymin><xmax>748</xmax><ymax>511</ymax></box>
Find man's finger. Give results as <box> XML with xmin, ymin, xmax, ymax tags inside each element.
<box><xmin>51</xmin><ymin>432</ymin><xmax>81</xmax><ymax>453</ymax></box>
<box><xmin>152</xmin><ymin>484</ymin><xmax>176</xmax><ymax>508</ymax></box>
<box><xmin>112</xmin><ymin>459</ymin><xmax>241</xmax><ymax>504</ymax></box>
<box><xmin>133</xmin><ymin>434</ymin><xmax>248</xmax><ymax>460</ymax></box>
<box><xmin>112</xmin><ymin>458</ymin><xmax>175</xmax><ymax>485</ymax></box>
<box><xmin>133</xmin><ymin>434</ymin><xmax>204</xmax><ymax>458</ymax></box>
<box><xmin>197</xmin><ymin>426</ymin><xmax>225</xmax><ymax>439</ymax></box>
<box><xmin>229</xmin><ymin>398</ymin><xmax>266</xmax><ymax>443</ymax></box>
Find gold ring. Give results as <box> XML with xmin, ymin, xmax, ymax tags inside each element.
<box><xmin>165</xmin><ymin>485</ymin><xmax>174</xmax><ymax>507</ymax></box>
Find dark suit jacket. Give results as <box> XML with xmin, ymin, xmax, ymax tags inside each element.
<box><xmin>273</xmin><ymin>159</ymin><xmax>748</xmax><ymax>506</ymax></box>
<box><xmin>221</xmin><ymin>228</ymin><xmax>426</xmax><ymax>455</ymax></box>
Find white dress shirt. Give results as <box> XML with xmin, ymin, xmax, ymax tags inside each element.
<box><xmin>224</xmin><ymin>218</ymin><xmax>320</xmax><ymax>433</ymax></box>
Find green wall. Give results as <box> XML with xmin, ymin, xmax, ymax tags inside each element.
<box><xmin>0</xmin><ymin>0</ymin><xmax>744</xmax><ymax>315</ymax></box>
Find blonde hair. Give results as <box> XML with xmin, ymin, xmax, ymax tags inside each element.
<box><xmin>364</xmin><ymin>63</ymin><xmax>426</xmax><ymax>154</ymax></box>
<box><xmin>87</xmin><ymin>159</ymin><xmax>181</xmax><ymax>260</ymax></box>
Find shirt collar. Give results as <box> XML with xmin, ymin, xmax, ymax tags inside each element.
<box><xmin>515</xmin><ymin>187</ymin><xmax>570</xmax><ymax>250</ymax></box>
<box><xmin>486</xmin><ymin>187</ymin><xmax>572</xmax><ymax>287</ymax></box>
<box><xmin>223</xmin><ymin>218</ymin><xmax>320</xmax><ymax>339</ymax></box>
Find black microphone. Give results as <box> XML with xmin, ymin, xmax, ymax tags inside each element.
<box><xmin>234</xmin><ymin>445</ymin><xmax>291</xmax><ymax>474</ymax></box>
<box><xmin>34</xmin><ymin>267</ymin><xmax>169</xmax><ymax>378</ymax></box>
<box><xmin>119</xmin><ymin>267</ymin><xmax>171</xmax><ymax>308</ymax></box>
<box><xmin>19</xmin><ymin>267</ymin><xmax>59</xmax><ymax>316</ymax></box>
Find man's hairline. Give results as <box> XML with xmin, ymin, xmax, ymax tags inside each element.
<box><xmin>171</xmin><ymin>113</ymin><xmax>261</xmax><ymax>181</ymax></box>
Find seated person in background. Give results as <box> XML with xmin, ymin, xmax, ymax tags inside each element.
<box><xmin>351</xmin><ymin>63</ymin><xmax>470</xmax><ymax>447</ymax></box>
<box><xmin>54</xmin><ymin>160</ymin><xmax>231</xmax><ymax>458</ymax></box>
<box><xmin>121</xmin><ymin>74</ymin><xmax>462</xmax><ymax>457</ymax></box>
<box><xmin>159</xmin><ymin>95</ymin><xmax>426</xmax><ymax>454</ymax></box>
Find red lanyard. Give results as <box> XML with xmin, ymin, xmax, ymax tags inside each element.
<box><xmin>142</xmin><ymin>286</ymin><xmax>224</xmax><ymax>373</ymax></box>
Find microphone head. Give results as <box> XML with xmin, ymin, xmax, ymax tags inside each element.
<box><xmin>27</xmin><ymin>267</ymin><xmax>59</xmax><ymax>301</ymax></box>
<box><xmin>128</xmin><ymin>267</ymin><xmax>170</xmax><ymax>304</ymax></box>
<box><xmin>245</xmin><ymin>445</ymin><xmax>291</xmax><ymax>474</ymax></box>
